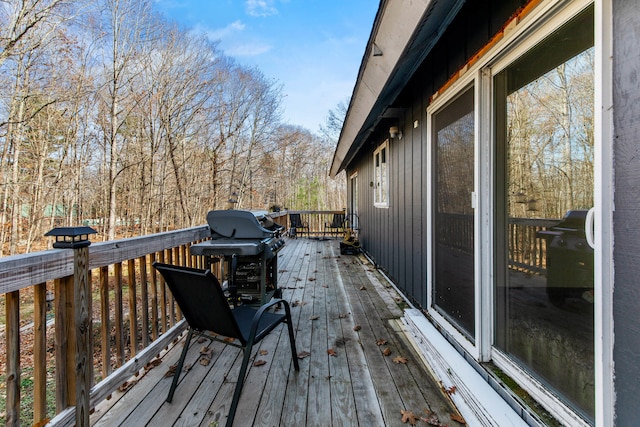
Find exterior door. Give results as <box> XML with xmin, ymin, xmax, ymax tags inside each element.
<box><xmin>494</xmin><ymin>6</ymin><xmax>595</xmax><ymax>421</ymax></box>
<box><xmin>432</xmin><ymin>86</ymin><xmax>475</xmax><ymax>339</ymax></box>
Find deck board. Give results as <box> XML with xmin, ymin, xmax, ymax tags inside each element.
<box><xmin>90</xmin><ymin>238</ymin><xmax>464</xmax><ymax>426</ymax></box>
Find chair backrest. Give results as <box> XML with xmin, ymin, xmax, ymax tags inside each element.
<box><xmin>153</xmin><ymin>262</ymin><xmax>244</xmax><ymax>341</ymax></box>
<box><xmin>289</xmin><ymin>213</ymin><xmax>303</xmax><ymax>227</ymax></box>
<box><xmin>330</xmin><ymin>214</ymin><xmax>345</xmax><ymax>228</ymax></box>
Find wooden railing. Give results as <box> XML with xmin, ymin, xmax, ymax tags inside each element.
<box><xmin>1</xmin><ymin>226</ymin><xmax>210</xmax><ymax>426</ymax></box>
<box><xmin>0</xmin><ymin>210</ymin><xmax>347</xmax><ymax>426</ymax></box>
<box><xmin>436</xmin><ymin>214</ymin><xmax>561</xmax><ymax>276</ymax></box>
<box><xmin>270</xmin><ymin>210</ymin><xmax>348</xmax><ymax>237</ymax></box>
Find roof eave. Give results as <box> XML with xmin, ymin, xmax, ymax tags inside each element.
<box><xmin>331</xmin><ymin>0</ymin><xmax>465</xmax><ymax>177</ymax></box>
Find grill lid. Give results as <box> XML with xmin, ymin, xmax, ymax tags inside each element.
<box><xmin>207</xmin><ymin>209</ymin><xmax>275</xmax><ymax>239</ymax></box>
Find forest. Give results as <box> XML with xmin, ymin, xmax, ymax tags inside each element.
<box><xmin>0</xmin><ymin>0</ymin><xmax>346</xmax><ymax>255</ymax></box>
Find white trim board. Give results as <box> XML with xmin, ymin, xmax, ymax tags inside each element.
<box><xmin>401</xmin><ymin>309</ymin><xmax>537</xmax><ymax>427</ymax></box>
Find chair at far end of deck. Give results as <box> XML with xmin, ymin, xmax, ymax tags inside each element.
<box><xmin>288</xmin><ymin>213</ymin><xmax>309</xmax><ymax>238</ymax></box>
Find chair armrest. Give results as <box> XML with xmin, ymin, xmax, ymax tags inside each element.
<box><xmin>248</xmin><ymin>298</ymin><xmax>292</xmax><ymax>339</ymax></box>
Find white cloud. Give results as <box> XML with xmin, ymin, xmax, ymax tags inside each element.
<box><xmin>245</xmin><ymin>0</ymin><xmax>278</xmax><ymax>17</ymax></box>
<box><xmin>227</xmin><ymin>42</ymin><xmax>272</xmax><ymax>57</ymax></box>
<box><xmin>197</xmin><ymin>20</ymin><xmax>246</xmax><ymax>41</ymax></box>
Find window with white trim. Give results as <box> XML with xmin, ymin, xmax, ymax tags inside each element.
<box><xmin>373</xmin><ymin>140</ymin><xmax>389</xmax><ymax>207</ymax></box>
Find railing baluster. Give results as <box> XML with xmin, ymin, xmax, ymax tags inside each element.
<box><xmin>114</xmin><ymin>262</ymin><xmax>124</xmax><ymax>367</ymax></box>
<box><xmin>149</xmin><ymin>252</ymin><xmax>159</xmax><ymax>341</ymax></box>
<box><xmin>139</xmin><ymin>255</ymin><xmax>149</xmax><ymax>348</ymax></box>
<box><xmin>99</xmin><ymin>266</ymin><xmax>111</xmax><ymax>378</ymax></box>
<box><xmin>5</xmin><ymin>290</ymin><xmax>20</xmax><ymax>427</ymax></box>
<box><xmin>54</xmin><ymin>275</ymin><xmax>75</xmax><ymax>412</ymax></box>
<box><xmin>33</xmin><ymin>282</ymin><xmax>48</xmax><ymax>423</ymax></box>
<box><xmin>158</xmin><ymin>250</ymin><xmax>167</xmax><ymax>334</ymax></box>
<box><xmin>127</xmin><ymin>258</ymin><xmax>138</xmax><ymax>355</ymax></box>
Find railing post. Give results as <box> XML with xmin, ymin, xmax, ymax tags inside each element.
<box><xmin>45</xmin><ymin>227</ymin><xmax>96</xmax><ymax>426</ymax></box>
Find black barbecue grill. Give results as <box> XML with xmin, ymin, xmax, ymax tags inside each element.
<box><xmin>537</xmin><ymin>210</ymin><xmax>594</xmax><ymax>305</ymax></box>
<box><xmin>190</xmin><ymin>210</ymin><xmax>285</xmax><ymax>304</ymax></box>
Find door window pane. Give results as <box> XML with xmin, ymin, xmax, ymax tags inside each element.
<box><xmin>494</xmin><ymin>6</ymin><xmax>594</xmax><ymax>421</ymax></box>
<box><xmin>433</xmin><ymin>87</ymin><xmax>475</xmax><ymax>338</ymax></box>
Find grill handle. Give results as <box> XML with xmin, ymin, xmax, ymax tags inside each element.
<box><xmin>585</xmin><ymin>207</ymin><xmax>596</xmax><ymax>249</ymax></box>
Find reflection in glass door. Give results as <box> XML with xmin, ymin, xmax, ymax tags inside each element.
<box><xmin>494</xmin><ymin>6</ymin><xmax>594</xmax><ymax>421</ymax></box>
<box><xmin>433</xmin><ymin>87</ymin><xmax>475</xmax><ymax>338</ymax></box>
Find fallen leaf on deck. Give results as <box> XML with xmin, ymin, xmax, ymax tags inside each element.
<box><xmin>400</xmin><ymin>409</ymin><xmax>418</xmax><ymax>425</ymax></box>
<box><xmin>421</xmin><ymin>414</ymin><xmax>442</xmax><ymax>426</ymax></box>
<box><xmin>353</xmin><ymin>325</ymin><xmax>362</xmax><ymax>331</ymax></box>
<box><xmin>327</xmin><ymin>348</ymin><xmax>337</xmax><ymax>357</ymax></box>
<box><xmin>199</xmin><ymin>346</ymin><xmax>213</xmax><ymax>356</ymax></box>
<box><xmin>393</xmin><ymin>356</ymin><xmax>408</xmax><ymax>364</ymax></box>
<box><xmin>197</xmin><ymin>337</ymin><xmax>207</xmax><ymax>343</ymax></box>
<box><xmin>376</xmin><ymin>339</ymin><xmax>387</xmax><ymax>346</ymax></box>
<box><xmin>164</xmin><ymin>364</ymin><xmax>177</xmax><ymax>378</ymax></box>
<box><xmin>253</xmin><ymin>359</ymin><xmax>267</xmax><ymax>367</ymax></box>
<box><xmin>338</xmin><ymin>313</ymin><xmax>348</xmax><ymax>319</ymax></box>
<box><xmin>145</xmin><ymin>358</ymin><xmax>162</xmax><ymax>371</ymax></box>
<box><xmin>450</xmin><ymin>413</ymin><xmax>466</xmax><ymax>424</ymax></box>
<box><xmin>297</xmin><ymin>351</ymin><xmax>311</xmax><ymax>359</ymax></box>
<box><xmin>223</xmin><ymin>337</ymin><xmax>235</xmax><ymax>343</ymax></box>
<box><xmin>199</xmin><ymin>357</ymin><xmax>211</xmax><ymax>366</ymax></box>
<box><xmin>118</xmin><ymin>378</ymin><xmax>137</xmax><ymax>392</ymax></box>
<box><xmin>259</xmin><ymin>349</ymin><xmax>268</xmax><ymax>356</ymax></box>
<box><xmin>446</xmin><ymin>385</ymin><xmax>457</xmax><ymax>395</ymax></box>
<box><xmin>310</xmin><ymin>315</ymin><xmax>319</xmax><ymax>320</ymax></box>
<box><xmin>382</xmin><ymin>347</ymin><xmax>392</xmax><ymax>356</ymax></box>
<box><xmin>308</xmin><ymin>277</ymin><xmax>316</xmax><ymax>281</ymax></box>
<box><xmin>359</xmin><ymin>286</ymin><xmax>367</xmax><ymax>290</ymax></box>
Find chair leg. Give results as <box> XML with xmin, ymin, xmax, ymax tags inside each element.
<box><xmin>283</xmin><ymin>305</ymin><xmax>300</xmax><ymax>371</ymax></box>
<box><xmin>167</xmin><ymin>329</ymin><xmax>194</xmax><ymax>403</ymax></box>
<box><xmin>287</xmin><ymin>319</ymin><xmax>299</xmax><ymax>371</ymax></box>
<box><xmin>226</xmin><ymin>342</ymin><xmax>254</xmax><ymax>427</ymax></box>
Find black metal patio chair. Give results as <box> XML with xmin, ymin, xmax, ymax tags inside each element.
<box><xmin>288</xmin><ymin>213</ymin><xmax>309</xmax><ymax>238</ymax></box>
<box><xmin>152</xmin><ymin>262</ymin><xmax>299</xmax><ymax>427</ymax></box>
<box><xmin>324</xmin><ymin>213</ymin><xmax>346</xmax><ymax>237</ymax></box>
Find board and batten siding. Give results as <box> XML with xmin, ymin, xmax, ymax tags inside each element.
<box><xmin>612</xmin><ymin>0</ymin><xmax>640</xmax><ymax>423</ymax></box>
<box><xmin>347</xmin><ymin>97</ymin><xmax>429</xmax><ymax>309</ymax></box>
<box><xmin>346</xmin><ymin>0</ymin><xmax>520</xmax><ymax>309</ymax></box>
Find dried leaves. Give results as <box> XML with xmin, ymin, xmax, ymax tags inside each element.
<box><xmin>393</xmin><ymin>356</ymin><xmax>409</xmax><ymax>364</ymax></box>
<box><xmin>398</xmin><ymin>408</ymin><xmax>464</xmax><ymax>426</ymax></box>
<box><xmin>401</xmin><ymin>409</ymin><xmax>418</xmax><ymax>425</ymax></box>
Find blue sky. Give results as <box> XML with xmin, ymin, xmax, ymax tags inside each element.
<box><xmin>152</xmin><ymin>0</ymin><xmax>379</xmax><ymax>133</ymax></box>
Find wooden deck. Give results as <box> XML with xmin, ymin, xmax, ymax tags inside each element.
<box><xmin>89</xmin><ymin>238</ymin><xmax>464</xmax><ymax>426</ymax></box>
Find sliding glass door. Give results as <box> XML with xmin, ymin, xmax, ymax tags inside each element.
<box><xmin>494</xmin><ymin>6</ymin><xmax>595</xmax><ymax>421</ymax></box>
<box><xmin>432</xmin><ymin>87</ymin><xmax>475</xmax><ymax>339</ymax></box>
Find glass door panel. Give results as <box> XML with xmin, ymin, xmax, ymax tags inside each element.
<box><xmin>433</xmin><ymin>87</ymin><xmax>475</xmax><ymax>338</ymax></box>
<box><xmin>494</xmin><ymin>6</ymin><xmax>595</xmax><ymax>421</ymax></box>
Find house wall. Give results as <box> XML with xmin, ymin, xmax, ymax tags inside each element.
<box><xmin>612</xmin><ymin>0</ymin><xmax>640</xmax><ymax>423</ymax></box>
<box><xmin>347</xmin><ymin>0</ymin><xmax>523</xmax><ymax>309</ymax></box>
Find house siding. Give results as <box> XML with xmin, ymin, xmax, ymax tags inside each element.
<box><xmin>612</xmin><ymin>0</ymin><xmax>640</xmax><ymax>423</ymax></box>
<box><xmin>347</xmin><ymin>0</ymin><xmax>522</xmax><ymax>309</ymax></box>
